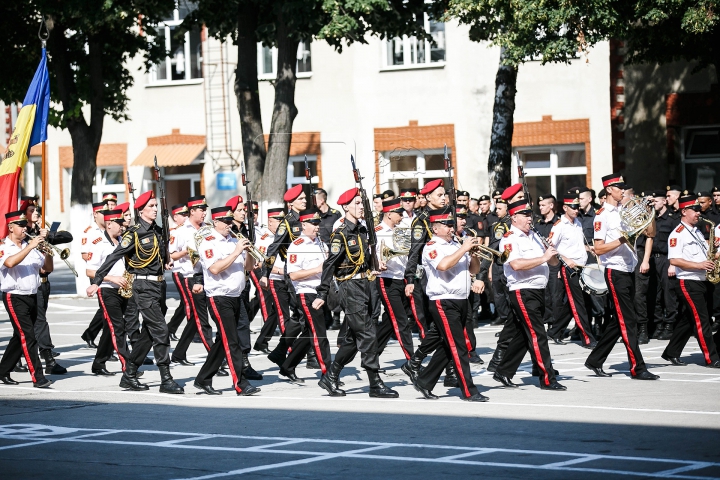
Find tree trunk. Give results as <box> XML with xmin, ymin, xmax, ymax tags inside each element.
<box><xmin>262</xmin><ymin>15</ymin><xmax>299</xmax><ymax>206</ymax></box>
<box><xmin>487</xmin><ymin>47</ymin><xmax>518</xmax><ymax>194</ymax></box>
<box><xmin>235</xmin><ymin>1</ymin><xmax>265</xmax><ymax>199</ymax></box>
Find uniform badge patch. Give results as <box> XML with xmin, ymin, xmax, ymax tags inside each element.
<box><xmin>120</xmin><ymin>235</ymin><xmax>132</xmax><ymax>248</ymax></box>
<box><xmin>259</xmin><ymin>246</ymin><xmax>267</xmax><ymax>254</ymax></box>
<box><xmin>86</xmin><ymin>252</ymin><xmax>93</xmax><ymax>261</ymax></box>
<box><xmin>205</xmin><ymin>249</ymin><xmax>214</xmax><ymax>259</ymax></box>
<box><xmin>170</xmin><ymin>236</ymin><xmax>175</xmax><ymax>244</ymax></box>
<box><xmin>292</xmin><ymin>226</ymin><xmax>300</xmax><ymax>233</ymax></box>
<box><xmin>82</xmin><ymin>238</ymin><xmax>87</xmax><ymax>245</ymax></box>
<box><xmin>670</xmin><ymin>238</ymin><xmax>677</xmax><ymax>247</ymax></box>
<box><xmin>348</xmin><ymin>239</ymin><xmax>357</xmax><ymax>246</ymax></box>
<box><xmin>141</xmin><ymin>237</ymin><xmax>150</xmax><ymax>245</ymax></box>
<box><xmin>504</xmin><ymin>244</ymin><xmax>512</xmax><ymax>252</ymax></box>
<box><xmin>277</xmin><ymin>225</ymin><xmax>287</xmax><ymax>236</ymax></box>
<box><xmin>413</xmin><ymin>227</ymin><xmax>423</xmax><ymax>240</ymax></box>
<box><xmin>429</xmin><ymin>250</ymin><xmax>437</xmax><ymax>259</ymax></box>
<box><xmin>0</xmin><ymin>250</ymin><xmax>4</xmax><ymax>259</ymax></box>
<box><xmin>594</xmin><ymin>222</ymin><xmax>602</xmax><ymax>232</ymax></box>
<box><xmin>331</xmin><ymin>241</ymin><xmax>341</xmax><ymax>254</ymax></box>
<box><xmin>289</xmin><ymin>254</ymin><xmax>297</xmax><ymax>263</ymax></box>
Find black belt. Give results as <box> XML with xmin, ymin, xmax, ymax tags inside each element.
<box><xmin>652</xmin><ymin>252</ymin><xmax>666</xmax><ymax>258</ymax></box>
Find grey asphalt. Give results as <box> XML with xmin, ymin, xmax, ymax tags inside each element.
<box><xmin>1</xmin><ymin>290</ymin><xmax>719</xmax><ymax>479</ymax></box>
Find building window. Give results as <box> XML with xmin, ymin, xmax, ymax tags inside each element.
<box><xmin>682</xmin><ymin>127</ymin><xmax>720</xmax><ymax>191</ymax></box>
<box><xmin>383</xmin><ymin>15</ymin><xmax>445</xmax><ymax>69</ymax></box>
<box><xmin>23</xmin><ymin>157</ymin><xmax>43</xmax><ymax>199</ymax></box>
<box><xmin>258</xmin><ymin>40</ymin><xmax>312</xmax><ymax>80</ymax></box>
<box><xmin>287</xmin><ymin>155</ymin><xmax>318</xmax><ymax>190</ymax></box>
<box><xmin>149</xmin><ymin>1</ymin><xmax>202</xmax><ymax>84</ymax></box>
<box><xmin>92</xmin><ymin>167</ymin><xmax>126</xmax><ymax>203</ymax></box>
<box><xmin>379</xmin><ymin>149</ymin><xmax>449</xmax><ymax>193</ymax></box>
<box><xmin>512</xmin><ymin>145</ymin><xmax>587</xmax><ymax>201</ymax></box>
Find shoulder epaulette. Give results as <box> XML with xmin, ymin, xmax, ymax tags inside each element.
<box><xmin>293</xmin><ymin>237</ymin><xmax>304</xmax><ymax>245</ymax></box>
<box><xmin>374</xmin><ymin>225</ymin><xmax>383</xmax><ymax>232</ymax></box>
<box><xmin>83</xmin><ymin>225</ymin><xmax>92</xmax><ymax>233</ymax></box>
<box><xmin>92</xmin><ymin>237</ymin><xmax>103</xmax><ymax>244</ymax></box>
<box><xmin>260</xmin><ymin>232</ymin><xmax>270</xmax><ymax>240</ymax></box>
<box><xmin>596</xmin><ymin>207</ymin><xmax>605</xmax><ymax>215</ymax></box>
<box><xmin>675</xmin><ymin>225</ymin><xmax>685</xmax><ymax>233</ymax></box>
<box><xmin>204</xmin><ymin>235</ymin><xmax>215</xmax><ymax>241</ymax></box>
<box><xmin>553</xmin><ymin>218</ymin><xmax>562</xmax><ymax>226</ymax></box>
<box><xmin>503</xmin><ymin>230</ymin><xmax>514</xmax><ymax>238</ymax></box>
<box><xmin>426</xmin><ymin>241</ymin><xmax>435</xmax><ymax>246</ymax></box>
<box><xmin>330</xmin><ymin>208</ymin><xmax>338</xmax><ymax>214</ymax></box>
<box><xmin>169</xmin><ymin>226</ymin><xmax>177</xmax><ymax>232</ymax></box>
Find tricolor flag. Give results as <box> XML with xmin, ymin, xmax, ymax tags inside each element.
<box><xmin>0</xmin><ymin>48</ymin><xmax>50</xmax><ymax>237</ymax></box>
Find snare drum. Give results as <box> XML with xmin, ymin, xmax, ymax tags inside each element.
<box><xmin>580</xmin><ymin>265</ymin><xmax>607</xmax><ymax>296</ymax></box>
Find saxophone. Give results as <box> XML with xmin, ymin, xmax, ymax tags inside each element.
<box><xmin>118</xmin><ymin>271</ymin><xmax>134</xmax><ymax>299</ymax></box>
<box><xmin>706</xmin><ymin>220</ymin><xmax>720</xmax><ymax>284</ymax></box>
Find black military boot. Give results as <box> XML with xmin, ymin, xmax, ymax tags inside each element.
<box><xmin>14</xmin><ymin>359</ymin><xmax>28</xmax><ymax>373</ymax></box>
<box><xmin>638</xmin><ymin>324</ymin><xmax>649</xmax><ymax>344</ymax></box>
<box><xmin>318</xmin><ymin>361</ymin><xmax>345</xmax><ymax>396</ymax></box>
<box><xmin>41</xmin><ymin>349</ymin><xmax>67</xmax><ymax>375</ymax></box>
<box><xmin>401</xmin><ymin>351</ymin><xmax>425</xmax><ymax>383</ymax></box>
<box><xmin>242</xmin><ymin>354</ymin><xmax>263</xmax><ymax>380</ymax></box>
<box><xmin>119</xmin><ymin>363</ymin><xmax>149</xmax><ymax>391</ymax></box>
<box><xmin>306</xmin><ymin>350</ymin><xmax>321</xmax><ymax>369</ymax></box>
<box><xmin>328</xmin><ymin>312</ymin><xmax>342</xmax><ymax>330</ymax></box>
<box><xmin>658</xmin><ymin>323</ymin><xmax>674</xmax><ymax>340</ymax></box>
<box><xmin>486</xmin><ymin>347</ymin><xmax>506</xmax><ymax>373</ymax></box>
<box><xmin>368</xmin><ymin>370</ymin><xmax>399</xmax><ymax>398</ymax></box>
<box><xmin>443</xmin><ymin>364</ymin><xmax>459</xmax><ymax>387</ymax></box>
<box><xmin>158</xmin><ymin>365</ymin><xmax>184</xmax><ymax>394</ymax></box>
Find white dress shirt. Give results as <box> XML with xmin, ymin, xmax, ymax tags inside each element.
<box><xmin>86</xmin><ymin>232</ymin><xmax>126</xmax><ymax>289</ymax></box>
<box><xmin>171</xmin><ymin>222</ymin><xmax>203</xmax><ymax>277</ymax></box>
<box><xmin>197</xmin><ymin>229</ymin><xmax>247</xmax><ymax>297</ymax></box>
<box><xmin>549</xmin><ymin>215</ymin><xmax>587</xmax><ymax>266</ymax></box>
<box><xmin>500</xmin><ymin>226</ymin><xmax>549</xmax><ymax>291</ymax></box>
<box><xmin>80</xmin><ymin>223</ymin><xmax>103</xmax><ymax>255</ymax></box>
<box><xmin>593</xmin><ymin>202</ymin><xmax>638</xmax><ymax>272</ymax></box>
<box><xmin>285</xmin><ymin>234</ymin><xmax>327</xmax><ymax>294</ymax></box>
<box><xmin>668</xmin><ymin>221</ymin><xmax>709</xmax><ymax>281</ymax></box>
<box><xmin>422</xmin><ymin>236</ymin><xmax>471</xmax><ymax>300</ymax></box>
<box><xmin>0</xmin><ymin>238</ymin><xmax>46</xmax><ymax>295</ymax></box>
<box><xmin>375</xmin><ymin>222</ymin><xmax>407</xmax><ymax>280</ymax></box>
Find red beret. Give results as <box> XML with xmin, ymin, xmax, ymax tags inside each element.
<box><xmin>501</xmin><ymin>183</ymin><xmax>523</xmax><ymax>201</ymax></box>
<box><xmin>420</xmin><ymin>179</ymin><xmax>444</xmax><ymax>196</ymax></box>
<box><xmin>134</xmin><ymin>191</ymin><xmax>155</xmax><ymax>211</ymax></box>
<box><xmin>117</xmin><ymin>202</ymin><xmax>130</xmax><ymax>213</ymax></box>
<box><xmin>337</xmin><ymin>187</ymin><xmax>360</xmax><ymax>206</ymax></box>
<box><xmin>20</xmin><ymin>200</ymin><xmax>33</xmax><ymax>212</ymax></box>
<box><xmin>225</xmin><ymin>195</ymin><xmax>244</xmax><ymax>211</ymax></box>
<box><xmin>283</xmin><ymin>184</ymin><xmax>304</xmax><ymax>203</ymax></box>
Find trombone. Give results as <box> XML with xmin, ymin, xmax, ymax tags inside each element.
<box><xmin>26</xmin><ymin>232</ymin><xmax>79</xmax><ymax>277</ymax></box>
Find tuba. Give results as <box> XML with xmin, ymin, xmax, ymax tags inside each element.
<box><xmin>118</xmin><ymin>271</ymin><xmax>134</xmax><ymax>299</ymax></box>
<box><xmin>706</xmin><ymin>219</ymin><xmax>720</xmax><ymax>284</ymax></box>
<box><xmin>618</xmin><ymin>196</ymin><xmax>655</xmax><ymax>252</ymax></box>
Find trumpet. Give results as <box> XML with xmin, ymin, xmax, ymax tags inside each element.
<box><xmin>25</xmin><ymin>232</ymin><xmax>79</xmax><ymax>277</ymax></box>
<box><xmin>229</xmin><ymin>230</ymin><xmax>269</xmax><ymax>264</ymax></box>
<box><xmin>455</xmin><ymin>235</ymin><xmax>509</xmax><ymax>263</ymax></box>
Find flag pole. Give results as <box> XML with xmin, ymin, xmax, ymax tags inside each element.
<box><xmin>41</xmin><ymin>141</ymin><xmax>47</xmax><ymax>228</ymax></box>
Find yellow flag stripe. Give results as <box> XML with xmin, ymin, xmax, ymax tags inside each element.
<box><xmin>0</xmin><ymin>104</ymin><xmax>36</xmax><ymax>176</ymax></box>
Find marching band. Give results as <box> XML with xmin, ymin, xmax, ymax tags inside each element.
<box><xmin>2</xmin><ymin>170</ymin><xmax>720</xmax><ymax>401</ymax></box>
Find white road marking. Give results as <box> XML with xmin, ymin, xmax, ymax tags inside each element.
<box><xmin>1</xmin><ymin>424</ymin><xmax>716</xmax><ymax>480</ymax></box>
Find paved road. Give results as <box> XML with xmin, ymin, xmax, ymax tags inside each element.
<box><xmin>1</xmin><ymin>297</ymin><xmax>719</xmax><ymax>479</ymax></box>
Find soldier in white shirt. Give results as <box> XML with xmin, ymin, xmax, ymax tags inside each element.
<box><xmin>249</xmin><ymin>207</ymin><xmax>285</xmax><ymax>353</ymax></box>
<box><xmin>662</xmin><ymin>194</ymin><xmax>720</xmax><ymax>368</ymax></box>
<box><xmin>80</xmin><ymin>202</ymin><xmax>109</xmax><ymax>349</ymax></box>
<box><xmin>167</xmin><ymin>203</ymin><xmax>190</xmax><ymax>341</ymax></box>
<box><xmin>375</xmin><ymin>198</ymin><xmax>414</xmax><ymax>361</ymax></box>
<box><xmin>586</xmin><ymin>173</ymin><xmax>659</xmax><ymax>380</ymax></box>
<box><xmin>278</xmin><ymin>208</ymin><xmax>332</xmax><ymax>384</ymax></box>
<box><xmin>86</xmin><ymin>210</ymin><xmax>133</xmax><ymax>378</ymax></box>
<box><xmin>455</xmin><ymin>205</ymin><xmax>483</xmax><ymax>365</ymax></box>
<box><xmin>410</xmin><ymin>208</ymin><xmax>486</xmax><ymax>402</ymax></box>
<box><xmin>546</xmin><ymin>193</ymin><xmax>598</xmax><ymax>348</ymax></box>
<box><xmin>170</xmin><ymin>195</ymin><xmax>214</xmax><ymax>366</ymax></box>
<box><xmin>493</xmin><ymin>200</ymin><xmax>566</xmax><ymax>391</ymax></box>
<box><xmin>399</xmin><ymin>188</ymin><xmax>418</xmax><ymax>228</ymax></box>
<box><xmin>0</xmin><ymin>211</ymin><xmax>53</xmax><ymax>388</ymax></box>
<box><xmin>193</xmin><ymin>207</ymin><xmax>260</xmax><ymax>396</ymax></box>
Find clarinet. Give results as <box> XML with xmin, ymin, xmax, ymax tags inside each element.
<box><xmin>530</xmin><ymin>226</ymin><xmax>577</xmax><ymax>277</ymax></box>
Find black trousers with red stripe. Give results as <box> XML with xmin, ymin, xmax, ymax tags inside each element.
<box><xmin>334</xmin><ymin>278</ymin><xmax>380</xmax><ymax>371</ymax></box>
<box><xmin>497</xmin><ymin>288</ymin><xmax>557</xmax><ymax>386</ymax></box>
<box><xmin>664</xmin><ymin>280</ymin><xmax>718</xmax><ymax>364</ymax></box>
<box><xmin>586</xmin><ymin>269</ymin><xmax>648</xmax><ymax>376</ymax></box>
<box><xmin>197</xmin><ymin>295</ymin><xmax>248</xmax><ymax>393</ymax></box>
<box><xmin>94</xmin><ymin>288</ymin><xmax>130</xmax><ymax>371</ymax></box>
<box><xmin>0</xmin><ymin>293</ymin><xmax>46</xmax><ymax>383</ymax></box>
<box><xmin>83</xmin><ymin>308</ymin><xmax>105</xmax><ymax>341</ymax></box>
<box><xmin>409</xmin><ymin>278</ymin><xmax>428</xmax><ymax>338</ymax></box>
<box><xmin>128</xmin><ymin>279</ymin><xmax>171</xmax><ymax>367</ymax></box>
<box><xmin>547</xmin><ymin>267</ymin><xmax>596</xmax><ymax>346</ymax></box>
<box><xmin>377</xmin><ymin>277</ymin><xmax>414</xmax><ymax>360</ymax></box>
<box><xmin>172</xmin><ymin>274</ymin><xmax>213</xmax><ymax>361</ymax></box>
<box><xmin>282</xmin><ymin>292</ymin><xmax>332</xmax><ymax>374</ymax></box>
<box><xmin>167</xmin><ymin>271</ymin><xmax>189</xmax><ymax>335</ymax></box>
<box><xmin>417</xmin><ymin>299</ymin><xmax>479</xmax><ymax>398</ymax></box>
<box><xmin>249</xmin><ymin>269</ymin><xmax>278</xmax><ymax>350</ymax></box>
<box><xmin>268</xmin><ymin>277</ymin><xmax>303</xmax><ymax>359</ymax></box>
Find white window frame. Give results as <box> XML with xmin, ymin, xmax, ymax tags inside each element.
<box><xmin>148</xmin><ymin>4</ymin><xmax>203</xmax><ymax>86</ymax></box>
<box><xmin>258</xmin><ymin>40</ymin><xmax>313</xmax><ymax>81</ymax></box>
<box><xmin>680</xmin><ymin>125</ymin><xmax>720</xmax><ymax>190</ymax></box>
<box><xmin>511</xmin><ymin>145</ymin><xmax>588</xmax><ymax>195</ymax></box>
<box><xmin>92</xmin><ymin>167</ymin><xmax>126</xmax><ymax>203</ymax></box>
<box><xmin>24</xmin><ymin>157</ymin><xmax>42</xmax><ymax>198</ymax></box>
<box><xmin>381</xmin><ymin>14</ymin><xmax>446</xmax><ymax>71</ymax></box>
<box><xmin>378</xmin><ymin>148</ymin><xmax>449</xmax><ymax>192</ymax></box>
<box><xmin>287</xmin><ymin>155</ymin><xmax>318</xmax><ymax>189</ymax></box>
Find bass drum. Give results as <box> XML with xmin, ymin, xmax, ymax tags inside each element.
<box><xmin>580</xmin><ymin>265</ymin><xmax>607</xmax><ymax>296</ymax></box>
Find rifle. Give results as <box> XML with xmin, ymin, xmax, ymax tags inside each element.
<box><xmin>350</xmin><ymin>155</ymin><xmax>379</xmax><ymax>273</ymax></box>
<box><xmin>444</xmin><ymin>144</ymin><xmax>458</xmax><ymax>216</ymax></box>
<box><xmin>516</xmin><ymin>152</ymin><xmax>575</xmax><ymax>276</ymax></box>
<box><xmin>240</xmin><ymin>160</ymin><xmax>255</xmax><ymax>244</ymax></box>
<box><xmin>305</xmin><ymin>155</ymin><xmax>317</xmax><ymax>207</ymax></box>
<box><xmin>127</xmin><ymin>171</ymin><xmax>138</xmax><ymax>221</ymax></box>
<box><xmin>153</xmin><ymin>156</ymin><xmax>171</xmax><ymax>265</ymax></box>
